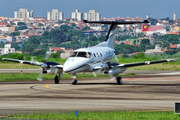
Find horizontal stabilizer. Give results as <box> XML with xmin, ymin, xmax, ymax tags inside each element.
<box><xmin>83</xmin><ymin>20</ymin><xmax>149</xmax><ymax>25</ymax></box>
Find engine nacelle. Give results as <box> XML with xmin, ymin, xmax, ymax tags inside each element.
<box><xmin>106</xmin><ymin>67</ymin><xmax>127</xmax><ymax>76</ymax></box>
<box><xmin>43</xmin><ymin>67</ymin><xmax>61</xmax><ymax>75</ymax></box>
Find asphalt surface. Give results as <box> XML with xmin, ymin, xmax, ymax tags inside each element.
<box><xmin>0</xmin><ymin>70</ymin><xmax>180</xmax><ymax>116</ymax></box>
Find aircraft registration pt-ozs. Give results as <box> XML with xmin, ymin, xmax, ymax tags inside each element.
<box><xmin>2</xmin><ymin>20</ymin><xmax>176</xmax><ymax>85</ymax></box>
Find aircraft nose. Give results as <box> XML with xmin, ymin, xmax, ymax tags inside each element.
<box><xmin>63</xmin><ymin>63</ymin><xmax>71</xmax><ymax>73</ymax></box>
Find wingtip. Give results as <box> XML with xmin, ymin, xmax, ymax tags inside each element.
<box><xmin>144</xmin><ymin>20</ymin><xmax>149</xmax><ymax>23</ymax></box>
<box><xmin>167</xmin><ymin>59</ymin><xmax>177</xmax><ymax>62</ymax></box>
<box><xmin>83</xmin><ymin>20</ymin><xmax>88</xmax><ymax>23</ymax></box>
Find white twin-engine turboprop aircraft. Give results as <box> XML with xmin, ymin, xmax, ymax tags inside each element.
<box><xmin>2</xmin><ymin>20</ymin><xmax>176</xmax><ymax>85</ymax></box>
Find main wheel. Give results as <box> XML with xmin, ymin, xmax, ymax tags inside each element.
<box><xmin>116</xmin><ymin>77</ymin><xmax>122</xmax><ymax>85</ymax></box>
<box><xmin>72</xmin><ymin>80</ymin><xmax>78</xmax><ymax>85</ymax></box>
<box><xmin>54</xmin><ymin>75</ymin><xmax>60</xmax><ymax>84</ymax></box>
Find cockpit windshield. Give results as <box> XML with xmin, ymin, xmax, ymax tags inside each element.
<box><xmin>77</xmin><ymin>52</ymin><xmax>88</xmax><ymax>58</ymax></box>
<box><xmin>70</xmin><ymin>51</ymin><xmax>93</xmax><ymax>58</ymax></box>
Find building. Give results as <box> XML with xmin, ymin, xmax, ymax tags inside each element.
<box><xmin>47</xmin><ymin>9</ymin><xmax>63</xmax><ymax>21</ymax></box>
<box><xmin>145</xmin><ymin>44</ymin><xmax>163</xmax><ymax>55</ymax></box>
<box><xmin>84</xmin><ymin>10</ymin><xmax>100</xmax><ymax>21</ymax></box>
<box><xmin>14</xmin><ymin>7</ymin><xmax>34</xmax><ymax>19</ymax></box>
<box><xmin>0</xmin><ymin>44</ymin><xmax>15</xmax><ymax>55</ymax></box>
<box><xmin>173</xmin><ymin>13</ymin><xmax>176</xmax><ymax>20</ymax></box>
<box><xmin>49</xmin><ymin>47</ymin><xmax>65</xmax><ymax>53</ymax></box>
<box><xmin>72</xmin><ymin>9</ymin><xmax>82</xmax><ymax>21</ymax></box>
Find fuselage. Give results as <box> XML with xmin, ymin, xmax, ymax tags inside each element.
<box><xmin>63</xmin><ymin>45</ymin><xmax>115</xmax><ymax>73</ymax></box>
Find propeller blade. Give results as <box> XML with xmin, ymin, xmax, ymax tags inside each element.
<box><xmin>92</xmin><ymin>68</ymin><xmax>103</xmax><ymax>77</ymax></box>
<box><xmin>45</xmin><ymin>51</ymin><xmax>51</xmax><ymax>62</ymax></box>
<box><xmin>37</xmin><ymin>72</ymin><xmax>43</xmax><ymax>81</ymax></box>
<box><xmin>108</xmin><ymin>73</ymin><xmax>116</xmax><ymax>81</ymax></box>
<box><xmin>114</xmin><ymin>56</ymin><xmax>119</xmax><ymax>62</ymax></box>
<box><xmin>31</xmin><ymin>56</ymin><xmax>41</xmax><ymax>66</ymax></box>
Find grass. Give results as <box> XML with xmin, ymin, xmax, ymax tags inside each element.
<box><xmin>0</xmin><ymin>62</ymin><xmax>179</xmax><ymax>70</ymax></box>
<box><xmin>0</xmin><ymin>73</ymin><xmax>135</xmax><ymax>82</ymax></box>
<box><xmin>8</xmin><ymin>111</ymin><xmax>180</xmax><ymax>120</ymax></box>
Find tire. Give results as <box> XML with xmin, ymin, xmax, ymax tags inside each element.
<box><xmin>72</xmin><ymin>80</ymin><xmax>78</xmax><ymax>85</ymax></box>
<box><xmin>54</xmin><ymin>76</ymin><xmax>59</xmax><ymax>84</ymax></box>
<box><xmin>116</xmin><ymin>77</ymin><xmax>122</xmax><ymax>85</ymax></box>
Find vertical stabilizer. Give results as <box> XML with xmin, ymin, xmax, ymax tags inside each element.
<box><xmin>83</xmin><ymin>20</ymin><xmax>149</xmax><ymax>48</ymax></box>
<box><xmin>105</xmin><ymin>23</ymin><xmax>118</xmax><ymax>48</ymax></box>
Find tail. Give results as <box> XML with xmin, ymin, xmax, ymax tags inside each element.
<box><xmin>83</xmin><ymin>20</ymin><xmax>149</xmax><ymax>48</ymax></box>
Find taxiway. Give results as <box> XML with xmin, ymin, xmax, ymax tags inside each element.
<box><xmin>0</xmin><ymin>71</ymin><xmax>180</xmax><ymax>116</ymax></box>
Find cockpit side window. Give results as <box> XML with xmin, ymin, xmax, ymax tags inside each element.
<box><xmin>70</xmin><ymin>52</ymin><xmax>78</xmax><ymax>57</ymax></box>
<box><xmin>88</xmin><ymin>52</ymin><xmax>93</xmax><ymax>58</ymax></box>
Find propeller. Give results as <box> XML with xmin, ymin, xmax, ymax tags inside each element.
<box><xmin>92</xmin><ymin>55</ymin><xmax>105</xmax><ymax>77</ymax></box>
<box><xmin>37</xmin><ymin>51</ymin><xmax>51</xmax><ymax>81</ymax></box>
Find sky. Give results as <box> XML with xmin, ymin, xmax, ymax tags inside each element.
<box><xmin>0</xmin><ymin>0</ymin><xmax>180</xmax><ymax>19</ymax></box>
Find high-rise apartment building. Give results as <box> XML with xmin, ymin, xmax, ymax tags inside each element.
<box><xmin>84</xmin><ymin>10</ymin><xmax>100</xmax><ymax>21</ymax></box>
<box><xmin>14</xmin><ymin>7</ymin><xmax>34</xmax><ymax>19</ymax></box>
<box><xmin>47</xmin><ymin>9</ymin><xmax>63</xmax><ymax>20</ymax></box>
<box><xmin>173</xmin><ymin>13</ymin><xmax>177</xmax><ymax>20</ymax></box>
<box><xmin>72</xmin><ymin>9</ymin><xmax>82</xmax><ymax>21</ymax></box>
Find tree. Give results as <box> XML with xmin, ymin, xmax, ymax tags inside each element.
<box><xmin>22</xmin><ymin>44</ymin><xmax>34</xmax><ymax>53</ymax></box>
<box><xmin>139</xmin><ymin>32</ymin><xmax>146</xmax><ymax>37</ymax></box>
<box><xmin>71</xmin><ymin>23</ymin><xmax>76</xmax><ymax>29</ymax></box>
<box><xmin>148</xmin><ymin>17</ymin><xmax>157</xmax><ymax>25</ymax></box>
<box><xmin>82</xmin><ymin>26</ymin><xmax>90</xmax><ymax>31</ymax></box>
<box><xmin>50</xmin><ymin>29</ymin><xmax>66</xmax><ymax>44</ymax></box>
<box><xmin>29</xmin><ymin>35</ymin><xmax>40</xmax><ymax>45</ymax></box>
<box><xmin>32</xmin><ymin>49</ymin><xmax>47</xmax><ymax>56</ymax></box>
<box><xmin>15</xmin><ymin>26</ymin><xmax>27</xmax><ymax>31</ymax></box>
<box><xmin>118</xmin><ymin>35</ymin><xmax>132</xmax><ymax>41</ymax></box>
<box><xmin>11</xmin><ymin>42</ymin><xmax>21</xmax><ymax>50</ymax></box>
<box><xmin>17</xmin><ymin>22</ymin><xmax>26</xmax><ymax>26</ymax></box>
<box><xmin>152</xmin><ymin>33</ymin><xmax>159</xmax><ymax>41</ymax></box>
<box><xmin>60</xmin><ymin>25</ymin><xmax>71</xmax><ymax>32</ymax></box>
<box><xmin>10</xmin><ymin>32</ymin><xmax>20</xmax><ymax>36</ymax></box>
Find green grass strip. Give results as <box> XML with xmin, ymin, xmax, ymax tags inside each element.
<box><xmin>8</xmin><ymin>111</ymin><xmax>180</xmax><ymax>120</ymax></box>
<box><xmin>0</xmin><ymin>73</ymin><xmax>135</xmax><ymax>82</ymax></box>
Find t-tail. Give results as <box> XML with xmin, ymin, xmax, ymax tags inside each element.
<box><xmin>83</xmin><ymin>20</ymin><xmax>149</xmax><ymax>48</ymax></box>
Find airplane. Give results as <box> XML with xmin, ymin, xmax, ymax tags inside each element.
<box><xmin>2</xmin><ymin>20</ymin><xmax>176</xmax><ymax>85</ymax></box>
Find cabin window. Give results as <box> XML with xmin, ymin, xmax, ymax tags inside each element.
<box><xmin>93</xmin><ymin>53</ymin><xmax>96</xmax><ymax>57</ymax></box>
<box><xmin>70</xmin><ymin>52</ymin><xmax>78</xmax><ymax>57</ymax></box>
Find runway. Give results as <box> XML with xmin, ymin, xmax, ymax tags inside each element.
<box><xmin>0</xmin><ymin>71</ymin><xmax>180</xmax><ymax>116</ymax></box>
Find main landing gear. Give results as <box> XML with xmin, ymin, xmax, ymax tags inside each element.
<box><xmin>116</xmin><ymin>76</ymin><xmax>122</xmax><ymax>85</ymax></box>
<box><xmin>72</xmin><ymin>80</ymin><xmax>78</xmax><ymax>85</ymax></box>
<box><xmin>54</xmin><ymin>74</ymin><xmax>61</xmax><ymax>84</ymax></box>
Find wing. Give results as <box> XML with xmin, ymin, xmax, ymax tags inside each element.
<box><xmin>118</xmin><ymin>59</ymin><xmax>176</xmax><ymax>68</ymax></box>
<box><xmin>2</xmin><ymin>58</ymin><xmax>43</xmax><ymax>66</ymax></box>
